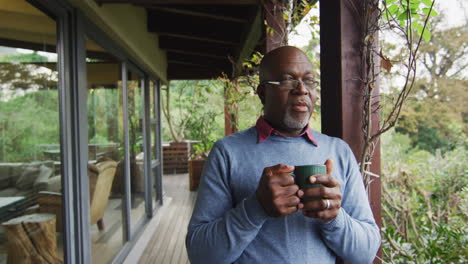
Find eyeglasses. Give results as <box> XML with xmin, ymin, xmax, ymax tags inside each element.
<box><xmin>263</xmin><ymin>79</ymin><xmax>319</xmax><ymax>93</ymax></box>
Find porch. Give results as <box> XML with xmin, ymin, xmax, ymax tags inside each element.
<box><xmin>0</xmin><ymin>0</ymin><xmax>383</xmax><ymax>263</ymax></box>
<box><xmin>126</xmin><ymin>173</ymin><xmax>196</xmax><ymax>264</ymax></box>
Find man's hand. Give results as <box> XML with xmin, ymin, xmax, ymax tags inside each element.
<box><xmin>298</xmin><ymin>159</ymin><xmax>342</xmax><ymax>222</ymax></box>
<box><xmin>256</xmin><ymin>164</ymin><xmax>302</xmax><ymax>217</ymax></box>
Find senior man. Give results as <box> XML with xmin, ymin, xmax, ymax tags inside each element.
<box><xmin>186</xmin><ymin>46</ymin><xmax>380</xmax><ymax>264</ymax></box>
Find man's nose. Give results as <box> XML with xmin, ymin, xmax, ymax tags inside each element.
<box><xmin>292</xmin><ymin>80</ymin><xmax>308</xmax><ymax>95</ymax></box>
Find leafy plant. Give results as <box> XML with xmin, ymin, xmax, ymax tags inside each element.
<box><xmin>380</xmin><ymin>130</ymin><xmax>468</xmax><ymax>263</ymax></box>
<box><xmin>184</xmin><ymin>102</ymin><xmax>221</xmax><ymax>159</ymax></box>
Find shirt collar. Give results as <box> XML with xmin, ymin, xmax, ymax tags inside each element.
<box><xmin>255</xmin><ymin>116</ymin><xmax>318</xmax><ymax>146</ymax></box>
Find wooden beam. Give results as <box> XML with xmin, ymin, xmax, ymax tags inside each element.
<box><xmin>263</xmin><ymin>0</ymin><xmax>287</xmax><ymax>52</ymax></box>
<box><xmin>234</xmin><ymin>7</ymin><xmax>262</xmax><ymax>75</ymax></box>
<box><xmin>168</xmin><ymin>60</ymin><xmax>229</xmax><ymax>74</ymax></box>
<box><xmin>148</xmin><ymin>7</ymin><xmax>247</xmax><ymax>23</ymax></box>
<box><xmin>158</xmin><ymin>33</ymin><xmax>238</xmax><ymax>45</ymax></box>
<box><xmin>0</xmin><ymin>29</ymin><xmax>56</xmax><ymax>49</ymax></box>
<box><xmin>167</xmin><ymin>52</ymin><xmax>229</xmax><ymax>65</ymax></box>
<box><xmin>168</xmin><ymin>63</ymin><xmax>227</xmax><ymax>73</ymax></box>
<box><xmin>147</xmin><ymin>10</ymin><xmax>242</xmax><ymax>44</ymax></box>
<box><xmin>148</xmin><ymin>5</ymin><xmax>252</xmax><ymax>20</ymax></box>
<box><xmin>96</xmin><ymin>0</ymin><xmax>257</xmax><ymax>5</ymax></box>
<box><xmin>159</xmin><ymin>36</ymin><xmax>236</xmax><ymax>55</ymax></box>
<box><xmin>0</xmin><ymin>37</ymin><xmax>56</xmax><ymax>53</ymax></box>
<box><xmin>320</xmin><ymin>1</ymin><xmax>381</xmax><ymax>263</ymax></box>
<box><xmin>168</xmin><ymin>60</ymin><xmax>229</xmax><ymax>71</ymax></box>
<box><xmin>164</xmin><ymin>49</ymin><xmax>228</xmax><ymax>60</ymax></box>
<box><xmin>168</xmin><ymin>74</ymin><xmax>220</xmax><ymax>80</ymax></box>
<box><xmin>167</xmin><ymin>66</ymin><xmax>225</xmax><ymax>80</ymax></box>
<box><xmin>168</xmin><ymin>60</ymin><xmax>210</xmax><ymax>68</ymax></box>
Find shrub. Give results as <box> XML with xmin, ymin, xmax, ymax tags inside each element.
<box><xmin>381</xmin><ymin>130</ymin><xmax>467</xmax><ymax>263</ymax></box>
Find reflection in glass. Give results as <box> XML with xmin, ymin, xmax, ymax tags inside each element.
<box><xmin>0</xmin><ymin>1</ymin><xmax>63</xmax><ymax>262</ymax></box>
<box><xmin>86</xmin><ymin>38</ymin><xmax>123</xmax><ymax>264</ymax></box>
<box><xmin>127</xmin><ymin>71</ymin><xmax>146</xmax><ymax>231</ymax></box>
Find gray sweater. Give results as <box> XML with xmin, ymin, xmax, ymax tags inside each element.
<box><xmin>186</xmin><ymin>127</ymin><xmax>380</xmax><ymax>263</ymax></box>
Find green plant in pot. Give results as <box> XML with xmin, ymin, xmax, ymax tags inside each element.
<box><xmin>186</xmin><ymin>106</ymin><xmax>219</xmax><ymax>158</ymax></box>
<box><xmin>186</xmin><ymin>110</ymin><xmax>219</xmax><ymax>190</ymax></box>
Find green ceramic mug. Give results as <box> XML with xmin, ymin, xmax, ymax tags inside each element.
<box><xmin>293</xmin><ymin>164</ymin><xmax>326</xmax><ymax>201</ymax></box>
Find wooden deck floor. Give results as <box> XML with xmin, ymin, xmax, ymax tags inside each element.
<box><xmin>139</xmin><ymin>173</ymin><xmax>197</xmax><ymax>264</ymax></box>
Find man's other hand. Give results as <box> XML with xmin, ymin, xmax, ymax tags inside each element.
<box><xmin>256</xmin><ymin>164</ymin><xmax>302</xmax><ymax>217</ymax></box>
<box><xmin>299</xmin><ymin>159</ymin><xmax>342</xmax><ymax>222</ymax></box>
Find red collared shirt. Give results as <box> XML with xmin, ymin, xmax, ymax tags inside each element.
<box><xmin>255</xmin><ymin>116</ymin><xmax>318</xmax><ymax>146</ymax></box>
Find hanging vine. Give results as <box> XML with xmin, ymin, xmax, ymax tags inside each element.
<box><xmin>356</xmin><ymin>0</ymin><xmax>437</xmax><ymax>189</ymax></box>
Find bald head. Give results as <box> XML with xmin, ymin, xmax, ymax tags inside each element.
<box><xmin>256</xmin><ymin>45</ymin><xmax>317</xmax><ymax>136</ymax></box>
<box><xmin>259</xmin><ymin>46</ymin><xmax>312</xmax><ymax>82</ymax></box>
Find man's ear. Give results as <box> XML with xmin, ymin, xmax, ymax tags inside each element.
<box><xmin>257</xmin><ymin>84</ymin><xmax>265</xmax><ymax>105</ymax></box>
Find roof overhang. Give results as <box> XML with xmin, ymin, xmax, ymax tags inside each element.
<box><xmin>93</xmin><ymin>0</ymin><xmax>266</xmax><ymax>80</ymax></box>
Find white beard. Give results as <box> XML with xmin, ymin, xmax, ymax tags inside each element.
<box><xmin>283</xmin><ymin>110</ymin><xmax>310</xmax><ymax>130</ymax></box>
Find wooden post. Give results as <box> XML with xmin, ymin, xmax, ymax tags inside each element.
<box><xmin>320</xmin><ymin>0</ymin><xmax>382</xmax><ymax>263</ymax></box>
<box><xmin>263</xmin><ymin>0</ymin><xmax>287</xmax><ymax>52</ymax></box>
<box><xmin>224</xmin><ymin>77</ymin><xmax>239</xmax><ymax>136</ymax></box>
<box><xmin>3</xmin><ymin>213</ymin><xmax>63</xmax><ymax>264</ymax></box>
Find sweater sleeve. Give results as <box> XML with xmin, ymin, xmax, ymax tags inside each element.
<box><xmin>319</xmin><ymin>143</ymin><xmax>381</xmax><ymax>263</ymax></box>
<box><xmin>186</xmin><ymin>142</ymin><xmax>269</xmax><ymax>264</ymax></box>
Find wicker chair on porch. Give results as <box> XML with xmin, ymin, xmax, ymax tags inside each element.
<box><xmin>37</xmin><ymin>159</ymin><xmax>118</xmax><ymax>232</ymax></box>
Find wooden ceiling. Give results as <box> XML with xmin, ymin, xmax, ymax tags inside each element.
<box><xmin>95</xmin><ymin>0</ymin><xmax>265</xmax><ymax>80</ymax></box>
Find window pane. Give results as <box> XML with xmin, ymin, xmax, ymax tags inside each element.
<box><xmin>149</xmin><ymin>80</ymin><xmax>158</xmax><ymax>207</ymax></box>
<box><xmin>127</xmin><ymin>71</ymin><xmax>146</xmax><ymax>231</ymax></box>
<box><xmin>86</xmin><ymin>38</ymin><xmax>123</xmax><ymax>264</ymax></box>
<box><xmin>0</xmin><ymin>1</ymin><xmax>63</xmax><ymax>262</ymax></box>
<box><xmin>150</xmin><ymin>80</ymin><xmax>156</xmax><ymax>161</ymax></box>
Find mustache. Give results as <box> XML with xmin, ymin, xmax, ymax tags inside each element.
<box><xmin>289</xmin><ymin>100</ymin><xmax>311</xmax><ymax>110</ymax></box>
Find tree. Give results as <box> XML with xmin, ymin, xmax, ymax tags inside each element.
<box><xmin>0</xmin><ymin>53</ymin><xmax>57</xmax><ymax>101</ymax></box>
<box><xmin>383</xmin><ymin>18</ymin><xmax>468</xmax><ymax>152</ymax></box>
<box><xmin>377</xmin><ymin>4</ymin><xmax>468</xmax><ymax>262</ymax></box>
<box><xmin>161</xmin><ymin>80</ymin><xmax>225</xmax><ymax>142</ymax></box>
<box><xmin>419</xmin><ymin>22</ymin><xmax>467</xmax><ymax>81</ymax></box>
<box><xmin>0</xmin><ymin>54</ymin><xmax>59</xmax><ymax>162</ymax></box>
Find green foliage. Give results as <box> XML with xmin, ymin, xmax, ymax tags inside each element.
<box><xmin>381</xmin><ymin>21</ymin><xmax>467</xmax><ymax>154</ymax></box>
<box><xmin>381</xmin><ymin>130</ymin><xmax>468</xmax><ymax>263</ymax></box>
<box><xmin>185</xmin><ymin>110</ymin><xmax>218</xmax><ymax>159</ymax></box>
<box><xmin>161</xmin><ymin>80</ymin><xmax>225</xmax><ymax>143</ymax></box>
<box><xmin>395</xmin><ymin>97</ymin><xmax>466</xmax><ymax>153</ymax></box>
<box><xmin>0</xmin><ymin>52</ymin><xmax>49</xmax><ymax>63</ymax></box>
<box><xmin>127</xmin><ymin>80</ymin><xmax>144</xmax><ymax>155</ymax></box>
<box><xmin>180</xmin><ymin>81</ymin><xmax>223</xmax><ymax>158</ymax></box>
<box><xmin>161</xmin><ymin>75</ymin><xmax>264</xmax><ymax>149</ymax></box>
<box><xmin>287</xmin><ymin>0</ymin><xmax>318</xmax><ymax>36</ymax></box>
<box><xmin>1</xmin><ymin>86</ymin><xmax>124</xmax><ymax>162</ymax></box>
<box><xmin>0</xmin><ymin>90</ymin><xmax>60</xmax><ymax>161</ymax></box>
<box><xmin>236</xmin><ymin>82</ymin><xmax>263</xmax><ymax>131</ymax></box>
<box><xmin>0</xmin><ymin>60</ymin><xmax>60</xmax><ymax>162</ymax></box>
<box><xmin>0</xmin><ymin>63</ymin><xmax>58</xmax><ymax>95</ymax></box>
<box><xmin>383</xmin><ymin>0</ymin><xmax>437</xmax><ymax>42</ymax></box>
<box><xmin>87</xmin><ymin>88</ymin><xmax>121</xmax><ymax>145</ymax></box>
<box><xmin>383</xmin><ymin>222</ymin><xmax>467</xmax><ymax>263</ymax></box>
